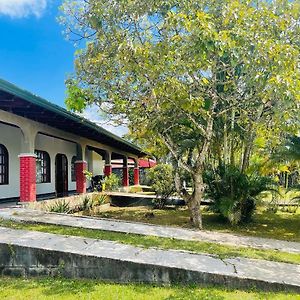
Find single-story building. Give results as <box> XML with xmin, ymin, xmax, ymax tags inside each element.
<box><xmin>0</xmin><ymin>79</ymin><xmax>148</xmax><ymax>203</ymax></box>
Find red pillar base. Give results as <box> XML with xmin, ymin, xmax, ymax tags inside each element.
<box><xmin>134</xmin><ymin>167</ymin><xmax>139</xmax><ymax>185</ymax></box>
<box><xmin>75</xmin><ymin>161</ymin><xmax>87</xmax><ymax>194</ymax></box>
<box><xmin>123</xmin><ymin>167</ymin><xmax>129</xmax><ymax>187</ymax></box>
<box><xmin>104</xmin><ymin>165</ymin><xmax>112</xmax><ymax>177</ymax></box>
<box><xmin>19</xmin><ymin>154</ymin><xmax>36</xmax><ymax>202</ymax></box>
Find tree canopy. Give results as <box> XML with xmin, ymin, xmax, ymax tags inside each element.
<box><xmin>60</xmin><ymin>0</ymin><xmax>300</xmax><ymax>228</ymax></box>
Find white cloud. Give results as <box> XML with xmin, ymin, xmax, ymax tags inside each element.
<box><xmin>0</xmin><ymin>0</ymin><xmax>47</xmax><ymax>18</ymax></box>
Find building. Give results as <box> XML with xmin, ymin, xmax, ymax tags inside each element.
<box><xmin>0</xmin><ymin>79</ymin><xmax>147</xmax><ymax>203</ymax></box>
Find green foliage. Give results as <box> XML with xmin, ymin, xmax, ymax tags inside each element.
<box><xmin>146</xmin><ymin>164</ymin><xmax>175</xmax><ymax>208</ymax></box>
<box><xmin>48</xmin><ymin>199</ymin><xmax>71</xmax><ymax>214</ymax></box>
<box><xmin>92</xmin><ymin>193</ymin><xmax>108</xmax><ymax>206</ymax></box>
<box><xmin>83</xmin><ymin>170</ymin><xmax>93</xmax><ymax>181</ymax></box>
<box><xmin>60</xmin><ymin>0</ymin><xmax>300</xmax><ymax>227</ymax></box>
<box><xmin>103</xmin><ymin>174</ymin><xmax>120</xmax><ymax>191</ymax></box>
<box><xmin>204</xmin><ymin>165</ymin><xmax>275</xmax><ymax>224</ymax></box>
<box><xmin>80</xmin><ymin>196</ymin><xmax>93</xmax><ymax>211</ymax></box>
<box><xmin>76</xmin><ymin>194</ymin><xmax>108</xmax><ymax>212</ymax></box>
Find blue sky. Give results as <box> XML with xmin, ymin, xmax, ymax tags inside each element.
<box><xmin>0</xmin><ymin>0</ymin><xmax>127</xmax><ymax>136</ymax></box>
<box><xmin>0</xmin><ymin>0</ymin><xmax>74</xmax><ymax>107</ymax></box>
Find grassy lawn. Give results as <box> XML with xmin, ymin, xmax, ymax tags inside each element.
<box><xmin>91</xmin><ymin>205</ymin><xmax>300</xmax><ymax>242</ymax></box>
<box><xmin>0</xmin><ymin>277</ymin><xmax>299</xmax><ymax>300</ymax></box>
<box><xmin>0</xmin><ymin>219</ymin><xmax>299</xmax><ymax>265</ymax></box>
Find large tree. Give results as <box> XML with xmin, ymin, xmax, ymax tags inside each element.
<box><xmin>60</xmin><ymin>0</ymin><xmax>300</xmax><ymax>229</ymax></box>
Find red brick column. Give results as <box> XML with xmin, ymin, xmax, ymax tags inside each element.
<box><xmin>19</xmin><ymin>154</ymin><xmax>36</xmax><ymax>202</ymax></box>
<box><xmin>75</xmin><ymin>161</ymin><xmax>87</xmax><ymax>194</ymax></box>
<box><xmin>123</xmin><ymin>167</ymin><xmax>129</xmax><ymax>187</ymax></box>
<box><xmin>104</xmin><ymin>165</ymin><xmax>112</xmax><ymax>177</ymax></box>
<box><xmin>134</xmin><ymin>167</ymin><xmax>139</xmax><ymax>185</ymax></box>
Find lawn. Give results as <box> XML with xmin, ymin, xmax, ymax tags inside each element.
<box><xmin>0</xmin><ymin>219</ymin><xmax>299</xmax><ymax>265</ymax></box>
<box><xmin>90</xmin><ymin>205</ymin><xmax>300</xmax><ymax>242</ymax></box>
<box><xmin>0</xmin><ymin>277</ymin><xmax>299</xmax><ymax>300</ymax></box>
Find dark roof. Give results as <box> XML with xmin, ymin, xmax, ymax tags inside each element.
<box><xmin>0</xmin><ymin>78</ymin><xmax>145</xmax><ymax>157</ymax></box>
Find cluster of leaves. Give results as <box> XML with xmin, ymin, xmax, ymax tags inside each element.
<box><xmin>103</xmin><ymin>174</ymin><xmax>121</xmax><ymax>191</ymax></box>
<box><xmin>204</xmin><ymin>165</ymin><xmax>275</xmax><ymax>224</ymax></box>
<box><xmin>48</xmin><ymin>199</ymin><xmax>71</xmax><ymax>214</ymax></box>
<box><xmin>146</xmin><ymin>164</ymin><xmax>176</xmax><ymax>209</ymax></box>
<box><xmin>78</xmin><ymin>193</ymin><xmax>108</xmax><ymax>211</ymax></box>
<box><xmin>60</xmin><ymin>0</ymin><xmax>300</xmax><ymax>228</ymax></box>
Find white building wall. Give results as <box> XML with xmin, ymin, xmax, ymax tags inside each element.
<box><xmin>0</xmin><ymin>108</ymin><xmax>139</xmax><ymax>201</ymax></box>
<box><xmin>0</xmin><ymin>123</ymin><xmax>22</xmax><ymax>199</ymax></box>
<box><xmin>35</xmin><ymin>133</ymin><xmax>77</xmax><ymax>195</ymax></box>
<box><xmin>85</xmin><ymin>149</ymin><xmax>105</xmax><ymax>189</ymax></box>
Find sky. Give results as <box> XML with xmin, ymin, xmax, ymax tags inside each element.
<box><xmin>0</xmin><ymin>0</ymin><xmax>127</xmax><ymax>136</ymax></box>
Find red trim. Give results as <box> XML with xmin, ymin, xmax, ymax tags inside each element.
<box><xmin>138</xmin><ymin>159</ymin><xmax>156</xmax><ymax>168</ymax></box>
<box><xmin>134</xmin><ymin>167</ymin><xmax>139</xmax><ymax>185</ymax></box>
<box><xmin>104</xmin><ymin>165</ymin><xmax>112</xmax><ymax>177</ymax></box>
<box><xmin>20</xmin><ymin>156</ymin><xmax>36</xmax><ymax>202</ymax></box>
<box><xmin>123</xmin><ymin>167</ymin><xmax>129</xmax><ymax>187</ymax></box>
<box><xmin>75</xmin><ymin>161</ymin><xmax>87</xmax><ymax>194</ymax></box>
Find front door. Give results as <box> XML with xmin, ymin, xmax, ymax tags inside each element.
<box><xmin>55</xmin><ymin>154</ymin><xmax>68</xmax><ymax>197</ymax></box>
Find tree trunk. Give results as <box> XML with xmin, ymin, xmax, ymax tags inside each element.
<box><xmin>174</xmin><ymin>170</ymin><xmax>203</xmax><ymax>229</ymax></box>
<box><xmin>241</xmin><ymin>133</ymin><xmax>255</xmax><ymax>173</ymax></box>
<box><xmin>187</xmin><ymin>173</ymin><xmax>204</xmax><ymax>229</ymax></box>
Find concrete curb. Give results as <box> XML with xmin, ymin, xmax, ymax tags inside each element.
<box><xmin>0</xmin><ymin>227</ymin><xmax>299</xmax><ymax>292</ymax></box>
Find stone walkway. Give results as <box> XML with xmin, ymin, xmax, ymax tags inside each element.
<box><xmin>0</xmin><ymin>226</ymin><xmax>299</xmax><ymax>291</ymax></box>
<box><xmin>0</xmin><ymin>207</ymin><xmax>299</xmax><ymax>254</ymax></box>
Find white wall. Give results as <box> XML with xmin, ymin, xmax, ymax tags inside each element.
<box><xmin>35</xmin><ymin>133</ymin><xmax>77</xmax><ymax>195</ymax></box>
<box><xmin>0</xmin><ymin>125</ymin><xmax>78</xmax><ymax>200</ymax></box>
<box><xmin>85</xmin><ymin>149</ymin><xmax>105</xmax><ymax>189</ymax></box>
<box><xmin>0</xmin><ymin>123</ymin><xmax>22</xmax><ymax>199</ymax></box>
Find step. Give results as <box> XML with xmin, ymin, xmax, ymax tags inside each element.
<box><xmin>0</xmin><ymin>227</ymin><xmax>299</xmax><ymax>292</ymax></box>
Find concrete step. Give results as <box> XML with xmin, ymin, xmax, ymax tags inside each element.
<box><xmin>0</xmin><ymin>227</ymin><xmax>299</xmax><ymax>292</ymax></box>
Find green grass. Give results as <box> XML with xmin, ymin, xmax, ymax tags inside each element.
<box><xmin>0</xmin><ymin>219</ymin><xmax>299</xmax><ymax>265</ymax></box>
<box><xmin>95</xmin><ymin>206</ymin><xmax>300</xmax><ymax>242</ymax></box>
<box><xmin>0</xmin><ymin>277</ymin><xmax>299</xmax><ymax>300</ymax></box>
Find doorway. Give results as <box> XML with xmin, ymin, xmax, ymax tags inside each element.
<box><xmin>55</xmin><ymin>154</ymin><xmax>68</xmax><ymax>197</ymax></box>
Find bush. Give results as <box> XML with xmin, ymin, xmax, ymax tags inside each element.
<box><xmin>92</xmin><ymin>193</ymin><xmax>108</xmax><ymax>206</ymax></box>
<box><xmin>204</xmin><ymin>164</ymin><xmax>275</xmax><ymax>224</ymax></box>
<box><xmin>103</xmin><ymin>174</ymin><xmax>121</xmax><ymax>191</ymax></box>
<box><xmin>146</xmin><ymin>164</ymin><xmax>175</xmax><ymax>209</ymax></box>
<box><xmin>48</xmin><ymin>199</ymin><xmax>71</xmax><ymax>214</ymax></box>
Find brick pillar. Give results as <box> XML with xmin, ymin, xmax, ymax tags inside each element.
<box><xmin>134</xmin><ymin>167</ymin><xmax>139</xmax><ymax>185</ymax></box>
<box><xmin>104</xmin><ymin>164</ymin><xmax>112</xmax><ymax>177</ymax></box>
<box><xmin>19</xmin><ymin>154</ymin><xmax>36</xmax><ymax>202</ymax></box>
<box><xmin>75</xmin><ymin>161</ymin><xmax>87</xmax><ymax>194</ymax></box>
<box><xmin>123</xmin><ymin>167</ymin><xmax>129</xmax><ymax>187</ymax></box>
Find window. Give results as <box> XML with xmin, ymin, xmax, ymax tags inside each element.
<box><xmin>71</xmin><ymin>156</ymin><xmax>77</xmax><ymax>182</ymax></box>
<box><xmin>35</xmin><ymin>150</ymin><xmax>50</xmax><ymax>183</ymax></box>
<box><xmin>0</xmin><ymin>144</ymin><xmax>8</xmax><ymax>185</ymax></box>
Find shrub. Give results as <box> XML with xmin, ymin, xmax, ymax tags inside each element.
<box><xmin>81</xmin><ymin>195</ymin><xmax>93</xmax><ymax>211</ymax></box>
<box><xmin>48</xmin><ymin>199</ymin><xmax>71</xmax><ymax>214</ymax></box>
<box><xmin>103</xmin><ymin>174</ymin><xmax>120</xmax><ymax>191</ymax></box>
<box><xmin>204</xmin><ymin>164</ymin><xmax>275</xmax><ymax>224</ymax></box>
<box><xmin>146</xmin><ymin>164</ymin><xmax>175</xmax><ymax>209</ymax></box>
<box><xmin>92</xmin><ymin>193</ymin><xmax>108</xmax><ymax>206</ymax></box>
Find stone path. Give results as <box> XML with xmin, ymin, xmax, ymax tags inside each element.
<box><xmin>0</xmin><ymin>226</ymin><xmax>299</xmax><ymax>291</ymax></box>
<box><xmin>0</xmin><ymin>207</ymin><xmax>299</xmax><ymax>254</ymax></box>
